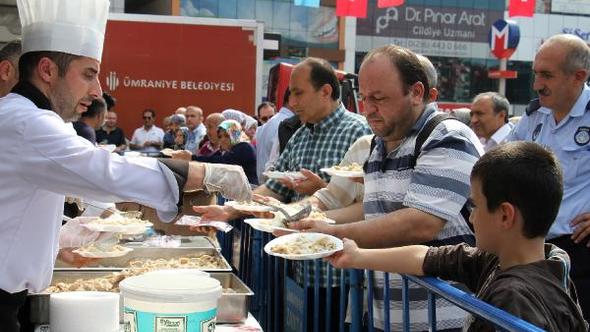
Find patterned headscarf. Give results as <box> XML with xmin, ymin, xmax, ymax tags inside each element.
<box><xmin>218</xmin><ymin>119</ymin><xmax>243</xmax><ymax>145</ymax></box>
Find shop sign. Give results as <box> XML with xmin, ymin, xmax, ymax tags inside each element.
<box><xmin>489</xmin><ymin>19</ymin><xmax>520</xmax><ymax>60</ymax></box>
<box><xmin>562</xmin><ymin>27</ymin><xmax>590</xmax><ymax>42</ymax></box>
<box><xmin>552</xmin><ymin>0</ymin><xmax>590</xmax><ymax>16</ymax></box>
<box><xmin>358</xmin><ymin>4</ymin><xmax>503</xmax><ymax>43</ymax></box>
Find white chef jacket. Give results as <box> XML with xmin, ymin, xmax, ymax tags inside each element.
<box><xmin>0</xmin><ymin>93</ymin><xmax>180</xmax><ymax>293</ymax></box>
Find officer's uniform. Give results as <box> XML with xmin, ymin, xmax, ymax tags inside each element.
<box><xmin>508</xmin><ymin>84</ymin><xmax>590</xmax><ymax>319</ymax></box>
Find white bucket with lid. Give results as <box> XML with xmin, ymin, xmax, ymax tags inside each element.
<box><xmin>120</xmin><ymin>273</ymin><xmax>222</xmax><ymax>332</ymax></box>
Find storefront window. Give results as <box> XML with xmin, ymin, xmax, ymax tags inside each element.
<box><xmin>180</xmin><ymin>0</ymin><xmax>338</xmax><ymax>49</ymax></box>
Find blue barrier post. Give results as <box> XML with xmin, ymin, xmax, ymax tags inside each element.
<box><xmin>367</xmin><ymin>270</ymin><xmax>374</xmax><ymax>332</ymax></box>
<box><xmin>313</xmin><ymin>260</ymin><xmax>320</xmax><ymax>332</ymax></box>
<box><xmin>383</xmin><ymin>272</ymin><xmax>391</xmax><ymax>332</ymax></box>
<box><xmin>339</xmin><ymin>269</ymin><xmax>346</xmax><ymax>332</ymax></box>
<box><xmin>349</xmin><ymin>269</ymin><xmax>364</xmax><ymax>332</ymax></box>
<box><xmin>401</xmin><ymin>275</ymin><xmax>410</xmax><ymax>332</ymax></box>
<box><xmin>428</xmin><ymin>292</ymin><xmax>437</xmax><ymax>332</ymax></box>
<box><xmin>326</xmin><ymin>264</ymin><xmax>333</xmax><ymax>332</ymax></box>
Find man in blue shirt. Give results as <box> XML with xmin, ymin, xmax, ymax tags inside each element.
<box><xmin>507</xmin><ymin>33</ymin><xmax>590</xmax><ymax>319</ymax></box>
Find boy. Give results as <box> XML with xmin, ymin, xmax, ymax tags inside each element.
<box><xmin>327</xmin><ymin>141</ymin><xmax>588</xmax><ymax>331</ymax></box>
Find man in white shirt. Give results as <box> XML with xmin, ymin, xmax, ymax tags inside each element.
<box><xmin>129</xmin><ymin>108</ymin><xmax>165</xmax><ymax>153</ymax></box>
<box><xmin>256</xmin><ymin>90</ymin><xmax>294</xmax><ymax>182</ymax></box>
<box><xmin>470</xmin><ymin>92</ymin><xmax>513</xmax><ymax>152</ymax></box>
<box><xmin>257</xmin><ymin>101</ymin><xmax>276</xmax><ymax>124</ymax></box>
<box><xmin>0</xmin><ymin>1</ymin><xmax>251</xmax><ymax>329</ymax></box>
<box><xmin>184</xmin><ymin>105</ymin><xmax>207</xmax><ymax>153</ymax></box>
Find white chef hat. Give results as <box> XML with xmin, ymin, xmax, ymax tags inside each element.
<box><xmin>17</xmin><ymin>0</ymin><xmax>110</xmax><ymax>61</ymax></box>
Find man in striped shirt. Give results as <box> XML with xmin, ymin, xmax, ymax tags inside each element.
<box><xmin>292</xmin><ymin>45</ymin><xmax>483</xmax><ymax>331</ymax></box>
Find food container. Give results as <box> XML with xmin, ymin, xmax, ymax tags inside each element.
<box><xmin>211</xmin><ymin>272</ymin><xmax>253</xmax><ymax>323</ymax></box>
<box><xmin>27</xmin><ymin>272</ymin><xmax>253</xmax><ymax>325</ymax></box>
<box><xmin>120</xmin><ymin>273</ymin><xmax>221</xmax><ymax>332</ymax></box>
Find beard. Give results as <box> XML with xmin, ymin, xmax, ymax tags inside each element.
<box><xmin>49</xmin><ymin>80</ymin><xmax>80</xmax><ymax>122</ymax></box>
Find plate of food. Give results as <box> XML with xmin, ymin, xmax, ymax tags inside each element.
<box><xmin>305</xmin><ymin>210</ymin><xmax>336</xmax><ymax>224</ymax></box>
<box><xmin>98</xmin><ymin>144</ymin><xmax>116</xmax><ymax>153</ymax></box>
<box><xmin>321</xmin><ymin>163</ymin><xmax>364</xmax><ymax>178</ymax></box>
<box><xmin>224</xmin><ymin>200</ymin><xmax>274</xmax><ymax>213</ymax></box>
<box><xmin>264</xmin><ymin>233</ymin><xmax>343</xmax><ymax>260</ymax></box>
<box><xmin>263</xmin><ymin>170</ymin><xmax>307</xmax><ymax>181</ymax></box>
<box><xmin>73</xmin><ymin>243</ymin><xmax>133</xmax><ymax>258</ymax></box>
<box><xmin>81</xmin><ymin>214</ymin><xmax>152</xmax><ymax>234</ymax></box>
<box><xmin>160</xmin><ymin>148</ymin><xmax>175</xmax><ymax>157</ymax></box>
<box><xmin>244</xmin><ymin>216</ymin><xmax>299</xmax><ymax>234</ymax></box>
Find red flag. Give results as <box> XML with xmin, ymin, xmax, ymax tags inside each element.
<box><xmin>377</xmin><ymin>0</ymin><xmax>404</xmax><ymax>8</ymax></box>
<box><xmin>336</xmin><ymin>0</ymin><xmax>368</xmax><ymax>18</ymax></box>
<box><xmin>509</xmin><ymin>0</ymin><xmax>535</xmax><ymax>17</ymax></box>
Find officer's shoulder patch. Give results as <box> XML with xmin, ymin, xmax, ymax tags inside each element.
<box><xmin>574</xmin><ymin>126</ymin><xmax>590</xmax><ymax>146</ymax></box>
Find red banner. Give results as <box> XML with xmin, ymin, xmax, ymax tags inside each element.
<box><xmin>509</xmin><ymin>0</ymin><xmax>535</xmax><ymax>17</ymax></box>
<box><xmin>336</xmin><ymin>0</ymin><xmax>368</xmax><ymax>18</ymax></box>
<box><xmin>377</xmin><ymin>0</ymin><xmax>404</xmax><ymax>8</ymax></box>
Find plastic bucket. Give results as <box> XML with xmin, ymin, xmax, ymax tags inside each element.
<box><xmin>120</xmin><ymin>273</ymin><xmax>222</xmax><ymax>332</ymax></box>
<box><xmin>143</xmin><ymin>269</ymin><xmax>209</xmax><ymax>278</ymax></box>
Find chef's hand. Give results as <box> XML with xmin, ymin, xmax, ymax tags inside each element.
<box><xmin>170</xmin><ymin>150</ymin><xmax>192</xmax><ymax>161</ymax></box>
<box><xmin>571</xmin><ymin>212</ymin><xmax>590</xmax><ymax>247</ymax></box>
<box><xmin>59</xmin><ymin>217</ymin><xmax>101</xmax><ymax>249</ymax></box>
<box><xmin>57</xmin><ymin>248</ymin><xmax>100</xmax><ymax>268</ymax></box>
<box><xmin>202</xmin><ymin>163</ymin><xmax>252</xmax><ymax>201</ymax></box>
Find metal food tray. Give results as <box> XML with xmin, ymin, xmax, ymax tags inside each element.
<box><xmin>124</xmin><ymin>235</ymin><xmax>218</xmax><ymax>249</ymax></box>
<box><xmin>27</xmin><ymin>272</ymin><xmax>252</xmax><ymax>325</ymax></box>
<box><xmin>54</xmin><ymin>247</ymin><xmax>231</xmax><ymax>271</ymax></box>
<box><xmin>211</xmin><ymin>272</ymin><xmax>254</xmax><ymax>323</ymax></box>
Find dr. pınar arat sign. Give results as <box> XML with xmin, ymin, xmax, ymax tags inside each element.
<box><xmin>357</xmin><ymin>4</ymin><xmax>503</xmax><ymax>43</ymax></box>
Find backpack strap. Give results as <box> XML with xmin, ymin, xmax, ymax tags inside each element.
<box><xmin>362</xmin><ymin>134</ymin><xmax>378</xmax><ymax>173</ymax></box>
<box><xmin>409</xmin><ymin>113</ymin><xmax>454</xmax><ymax>168</ymax></box>
<box><xmin>411</xmin><ymin>113</ymin><xmax>474</xmax><ymax>228</ymax></box>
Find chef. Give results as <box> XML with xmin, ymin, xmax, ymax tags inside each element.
<box><xmin>0</xmin><ymin>0</ymin><xmax>252</xmax><ymax>330</ymax></box>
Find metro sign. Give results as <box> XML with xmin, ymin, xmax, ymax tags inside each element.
<box><xmin>489</xmin><ymin>19</ymin><xmax>520</xmax><ymax>59</ymax></box>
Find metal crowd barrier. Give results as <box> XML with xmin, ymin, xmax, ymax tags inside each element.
<box><xmin>217</xmin><ymin>225</ymin><xmax>545</xmax><ymax>332</ymax></box>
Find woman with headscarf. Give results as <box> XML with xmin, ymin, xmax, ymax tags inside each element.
<box><xmin>195</xmin><ymin>120</ymin><xmax>258</xmax><ymax>185</ymax></box>
<box><xmin>221</xmin><ymin>108</ymin><xmax>257</xmax><ymax>143</ymax></box>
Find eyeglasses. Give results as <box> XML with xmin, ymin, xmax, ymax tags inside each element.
<box><xmin>143</xmin><ymin>116</ymin><xmax>153</xmax><ymax>120</ymax></box>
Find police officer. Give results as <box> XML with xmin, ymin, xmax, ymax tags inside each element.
<box><xmin>508</xmin><ymin>33</ymin><xmax>590</xmax><ymax>319</ymax></box>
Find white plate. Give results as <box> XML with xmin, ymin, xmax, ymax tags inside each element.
<box><xmin>263</xmin><ymin>171</ymin><xmax>306</xmax><ymax>180</ymax></box>
<box><xmin>264</xmin><ymin>232</ymin><xmax>343</xmax><ymax>260</ymax></box>
<box><xmin>98</xmin><ymin>144</ymin><xmax>116</xmax><ymax>153</ymax></box>
<box><xmin>81</xmin><ymin>222</ymin><xmax>150</xmax><ymax>235</ymax></box>
<box><xmin>73</xmin><ymin>246</ymin><xmax>133</xmax><ymax>258</ymax></box>
<box><xmin>320</xmin><ymin>167</ymin><xmax>364</xmax><ymax>178</ymax></box>
<box><xmin>160</xmin><ymin>148</ymin><xmax>175</xmax><ymax>156</ymax></box>
<box><xmin>125</xmin><ymin>151</ymin><xmax>142</xmax><ymax>157</ymax></box>
<box><xmin>244</xmin><ymin>218</ymin><xmax>300</xmax><ymax>234</ymax></box>
<box><xmin>224</xmin><ymin>201</ymin><xmax>274</xmax><ymax>213</ymax></box>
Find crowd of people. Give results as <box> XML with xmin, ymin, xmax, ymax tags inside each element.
<box><xmin>0</xmin><ymin>0</ymin><xmax>589</xmax><ymax>330</ymax></box>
